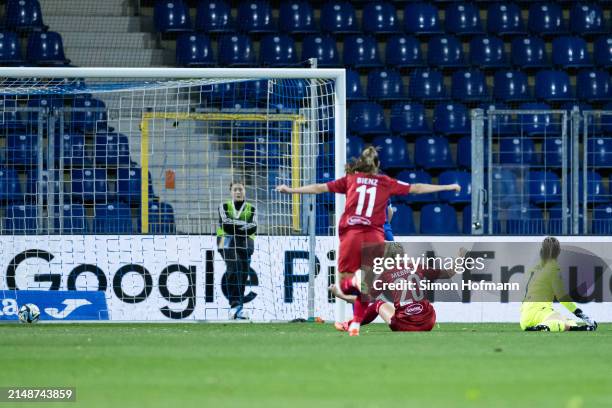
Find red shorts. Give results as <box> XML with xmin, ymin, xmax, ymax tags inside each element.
<box><xmin>389</xmin><ymin>308</ymin><xmax>436</xmax><ymax>332</ymax></box>
<box><xmin>338</xmin><ymin>228</ymin><xmax>385</xmax><ymax>274</ymax></box>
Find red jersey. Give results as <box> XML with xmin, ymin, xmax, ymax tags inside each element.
<box><xmin>326</xmin><ymin>173</ymin><xmax>411</xmax><ymax>234</ymax></box>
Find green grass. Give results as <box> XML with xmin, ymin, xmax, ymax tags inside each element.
<box><xmin>1</xmin><ymin>323</ymin><xmax>610</xmax><ymax>408</ymax></box>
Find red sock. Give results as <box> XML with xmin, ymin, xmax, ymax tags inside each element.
<box><xmin>340</xmin><ymin>276</ymin><xmax>359</xmax><ymax>296</ymax></box>
<box><xmin>352</xmin><ymin>296</ymin><xmax>369</xmax><ymax>324</ymax></box>
<box><xmin>360</xmin><ymin>302</ymin><xmax>379</xmax><ymax>326</ymax></box>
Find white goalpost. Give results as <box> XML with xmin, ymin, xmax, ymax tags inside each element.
<box><xmin>0</xmin><ymin>67</ymin><xmax>346</xmax><ymax>322</ymax></box>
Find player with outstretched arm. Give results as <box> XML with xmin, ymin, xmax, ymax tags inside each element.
<box><xmin>276</xmin><ymin>146</ymin><xmax>460</xmax><ymax>336</ymax></box>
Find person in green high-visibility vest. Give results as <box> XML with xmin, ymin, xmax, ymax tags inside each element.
<box><xmin>217</xmin><ymin>180</ymin><xmax>257</xmax><ymax>320</ymax></box>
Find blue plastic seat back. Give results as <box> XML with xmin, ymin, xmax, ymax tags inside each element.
<box><xmin>0</xmin><ymin>31</ymin><xmax>23</xmax><ymax>63</ymax></box>
<box><xmin>144</xmin><ymin>201</ymin><xmax>176</xmax><ymax>234</ymax></box>
<box><xmin>570</xmin><ymin>3</ymin><xmax>604</xmax><ymax>35</ymax></box>
<box><xmin>493</xmin><ymin>70</ymin><xmax>530</xmax><ymax>102</ymax></box>
<box><xmin>487</xmin><ymin>3</ymin><xmax>524</xmax><ymax>36</ymax></box>
<box><xmin>94</xmin><ymin>202</ymin><xmax>134</xmax><ymax>234</ymax></box>
<box><xmin>195</xmin><ymin>0</ymin><xmax>233</xmax><ymax>33</ymax></box>
<box><xmin>390</xmin><ymin>102</ymin><xmax>429</xmax><ymax>135</ymax></box>
<box><xmin>4</xmin><ymin>204</ymin><xmax>37</xmax><ymax>234</ymax></box>
<box><xmin>518</xmin><ymin>102</ymin><xmax>559</xmax><ymax>136</ymax></box>
<box><xmin>396</xmin><ymin>169</ymin><xmax>435</xmax><ymax>203</ymax></box>
<box><xmin>117</xmin><ymin>167</ymin><xmax>154</xmax><ymax>203</ymax></box>
<box><xmin>279</xmin><ymin>1</ymin><xmax>315</xmax><ymax>34</ymax></box>
<box><xmin>420</xmin><ymin>204</ymin><xmax>459</xmax><ymax>235</ymax></box>
<box><xmin>385</xmin><ymin>35</ymin><xmax>423</xmax><ymax>68</ymax></box>
<box><xmin>176</xmin><ymin>33</ymin><xmax>214</xmax><ymax>67</ymax></box>
<box><xmin>527</xmin><ymin>170</ymin><xmax>561</xmax><ymax>204</ymax></box>
<box><xmin>542</xmin><ymin>137</ymin><xmax>564</xmax><ymax>168</ymax></box>
<box><xmin>491</xmin><ymin>169</ymin><xmax>520</xmax><ymax>206</ymax></box>
<box><xmin>445</xmin><ymin>2</ymin><xmax>482</xmax><ymax>35</ymax></box>
<box><xmin>511</xmin><ymin>36</ymin><xmax>547</xmax><ymax>68</ymax></box>
<box><xmin>72</xmin><ymin>97</ymin><xmax>107</xmax><ymax>133</ymax></box>
<box><xmin>457</xmin><ymin>136</ymin><xmax>471</xmax><ymax>169</ymax></box>
<box><xmin>218</xmin><ymin>34</ymin><xmax>255</xmax><ymax>66</ymax></box>
<box><xmin>470</xmin><ymin>36</ymin><xmax>506</xmax><ymax>68</ymax></box>
<box><xmin>579</xmin><ymin>171</ymin><xmax>608</xmax><ymax>203</ymax></box>
<box><xmin>433</xmin><ymin>103</ymin><xmax>470</xmax><ymax>135</ymax></box>
<box><xmin>528</xmin><ymin>2</ymin><xmax>565</xmax><ymax>36</ymax></box>
<box><xmin>260</xmin><ymin>34</ymin><xmax>297</xmax><ymax>66</ymax></box>
<box><xmin>346</xmin><ymin>135</ymin><xmax>365</xmax><ymax>161</ymax></box>
<box><xmin>26</xmin><ymin>31</ymin><xmax>69</xmax><ymax>65</ymax></box>
<box><xmin>594</xmin><ymin>36</ymin><xmax>612</xmax><ymax>67</ymax></box>
<box><xmin>57</xmin><ymin>132</ymin><xmax>87</xmax><ymax>167</ymax></box>
<box><xmin>363</xmin><ymin>1</ymin><xmax>399</xmax><ymax>34</ymax></box>
<box><xmin>237</xmin><ymin>1</ymin><xmax>275</xmax><ymax>33</ymax></box>
<box><xmin>7</xmin><ymin>132</ymin><xmax>38</xmax><ymax>166</ymax></box>
<box><xmin>154</xmin><ymin>0</ymin><xmax>191</xmax><ymax>33</ymax></box>
<box><xmin>587</xmin><ymin>137</ymin><xmax>612</xmax><ymax>168</ymax></box>
<box><xmin>346</xmin><ymin>69</ymin><xmax>365</xmax><ymax>100</ymax></box>
<box><xmin>0</xmin><ymin>167</ymin><xmax>23</xmax><ymax>202</ymax></box>
<box><xmin>343</xmin><ymin>35</ymin><xmax>382</xmax><ymax>68</ymax></box>
<box><xmin>403</xmin><ymin>2</ymin><xmax>441</xmax><ymax>35</ymax></box>
<box><xmin>427</xmin><ymin>35</ymin><xmax>464</xmax><ymax>67</ymax></box>
<box><xmin>499</xmin><ymin>136</ymin><xmax>537</xmax><ymax>166</ymax></box>
<box><xmin>438</xmin><ymin>170</ymin><xmax>471</xmax><ymax>203</ymax></box>
<box><xmin>367</xmin><ymin>69</ymin><xmax>404</xmax><ymax>101</ymax></box>
<box><xmin>577</xmin><ymin>70</ymin><xmax>611</xmax><ymax>102</ymax></box>
<box><xmin>390</xmin><ymin>203</ymin><xmax>416</xmax><ymax>235</ymax></box>
<box><xmin>6</xmin><ymin>0</ymin><xmax>46</xmax><ymax>31</ymax></box>
<box><xmin>592</xmin><ymin>205</ymin><xmax>612</xmax><ymax>234</ymax></box>
<box><xmin>71</xmin><ymin>168</ymin><xmax>108</xmax><ymax>203</ymax></box>
<box><xmin>451</xmin><ymin>70</ymin><xmax>488</xmax><ymax>101</ymax></box>
<box><xmin>481</xmin><ymin>102</ymin><xmax>516</xmax><ymax>135</ymax></box>
<box><xmin>535</xmin><ymin>70</ymin><xmax>572</xmax><ymax>101</ymax></box>
<box><xmin>408</xmin><ymin>70</ymin><xmax>446</xmax><ymax>100</ymax></box>
<box><xmin>552</xmin><ymin>36</ymin><xmax>590</xmax><ymax>68</ymax></box>
<box><xmin>505</xmin><ymin>204</ymin><xmax>545</xmax><ymax>235</ymax></box>
<box><xmin>321</xmin><ymin>1</ymin><xmax>358</xmax><ymax>34</ymax></box>
<box><xmin>301</xmin><ymin>35</ymin><xmax>339</xmax><ymax>67</ymax></box>
<box><xmin>348</xmin><ymin>102</ymin><xmax>387</xmax><ymax>135</ymax></box>
<box><xmin>55</xmin><ymin>203</ymin><xmax>88</xmax><ymax>233</ymax></box>
<box><xmin>415</xmin><ymin>135</ymin><xmax>453</xmax><ymax>169</ymax></box>
<box><xmin>372</xmin><ymin>135</ymin><xmax>411</xmax><ymax>170</ymax></box>
<box><xmin>95</xmin><ymin>132</ymin><xmax>130</xmax><ymax>167</ymax></box>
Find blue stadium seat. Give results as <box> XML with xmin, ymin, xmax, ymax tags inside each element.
<box><xmin>316</xmin><ymin>155</ymin><xmax>333</xmax><ymax>183</ymax></box>
<box><xmin>26</xmin><ymin>31</ymin><xmax>70</xmax><ymax>66</ymax></box>
<box><xmin>579</xmin><ymin>171</ymin><xmax>608</xmax><ymax>204</ymax></box>
<box><xmin>511</xmin><ymin>36</ymin><xmax>547</xmax><ymax>68</ymax></box>
<box><xmin>396</xmin><ymin>169</ymin><xmax>435</xmax><ymax>203</ymax></box>
<box><xmin>5</xmin><ymin>0</ymin><xmax>47</xmax><ymax>32</ymax></box>
<box><xmin>143</xmin><ymin>201</ymin><xmax>176</xmax><ymax>234</ymax></box>
<box><xmin>279</xmin><ymin>1</ymin><xmax>315</xmax><ymax>34</ymax></box>
<box><xmin>576</xmin><ymin>70</ymin><xmax>611</xmax><ymax>102</ymax></box>
<box><xmin>176</xmin><ymin>33</ymin><xmax>214</xmax><ymax>67</ymax></box>
<box><xmin>362</xmin><ymin>1</ymin><xmax>399</xmax><ymax>34</ymax></box>
<box><xmin>438</xmin><ymin>170</ymin><xmax>471</xmax><ymax>204</ymax></box>
<box><xmin>499</xmin><ymin>136</ymin><xmax>537</xmax><ymax>165</ymax></box>
<box><xmin>218</xmin><ymin>35</ymin><xmax>255</xmax><ymax>66</ymax></box>
<box><xmin>94</xmin><ymin>202</ymin><xmax>134</xmax><ymax>234</ymax></box>
<box><xmin>535</xmin><ymin>70</ymin><xmax>572</xmax><ymax>101</ymax></box>
<box><xmin>457</xmin><ymin>136</ymin><xmax>471</xmax><ymax>169</ymax></box>
<box><xmin>385</xmin><ymin>35</ymin><xmax>423</xmax><ymax>68</ymax></box>
<box><xmin>55</xmin><ymin>203</ymin><xmax>87</xmax><ymax>234</ymax></box>
<box><xmin>542</xmin><ymin>137</ymin><xmax>564</xmax><ymax>168</ymax></box>
<box><xmin>56</xmin><ymin>132</ymin><xmax>87</xmax><ymax>167</ymax></box>
<box><xmin>321</xmin><ymin>1</ymin><xmax>358</xmax><ymax>34</ymax></box>
<box><xmin>408</xmin><ymin>70</ymin><xmax>447</xmax><ymax>100</ymax></box>
<box><xmin>348</xmin><ymin>102</ymin><xmax>387</xmax><ymax>135</ymax></box>
<box><xmin>4</xmin><ymin>205</ymin><xmax>37</xmax><ymax>234</ymax></box>
<box><xmin>0</xmin><ymin>98</ymin><xmax>22</xmax><ymax>132</ymax></box>
<box><xmin>27</xmin><ymin>96</ymin><xmax>63</xmax><ymax>129</ymax></box>
<box><xmin>0</xmin><ymin>31</ymin><xmax>23</xmax><ymax>65</ymax></box>
<box><xmin>481</xmin><ymin>102</ymin><xmax>516</xmax><ymax>135</ymax></box>
<box><xmin>594</xmin><ymin>36</ymin><xmax>612</xmax><ymax>68</ymax></box>
<box><xmin>427</xmin><ymin>35</ymin><xmax>464</xmax><ymax>67</ymax></box>
<box><xmin>415</xmin><ymin>135</ymin><xmax>453</xmax><ymax>169</ymax></box>
<box><xmin>0</xmin><ymin>168</ymin><xmax>23</xmax><ymax>202</ymax></box>
<box><xmin>389</xmin><ymin>203</ymin><xmax>416</xmax><ymax>235</ymax></box>
<box><xmin>346</xmin><ymin>69</ymin><xmax>365</xmax><ymax>101</ymax></box>
<box><xmin>433</xmin><ymin>103</ymin><xmax>470</xmax><ymax>136</ymax></box>
<box><xmin>592</xmin><ymin>204</ymin><xmax>612</xmax><ymax>234</ymax></box>
<box><xmin>154</xmin><ymin>0</ymin><xmax>191</xmax><ymax>33</ymax></box>
<box><xmin>506</xmin><ymin>204</ymin><xmax>545</xmax><ymax>235</ymax></box>
<box><xmin>469</xmin><ymin>36</ymin><xmax>507</xmax><ymax>68</ymax></box>
<box><xmin>237</xmin><ymin>1</ymin><xmax>274</xmax><ymax>33</ymax></box>
<box><xmin>6</xmin><ymin>132</ymin><xmax>37</xmax><ymax>167</ymax></box>
<box><xmin>301</xmin><ymin>35</ymin><xmax>339</xmax><ymax>67</ymax></box>
<box><xmin>367</xmin><ymin>70</ymin><xmax>404</xmax><ymax>101</ymax></box>
<box><xmin>195</xmin><ymin>0</ymin><xmax>233</xmax><ymax>33</ymax></box>
<box><xmin>492</xmin><ymin>169</ymin><xmax>520</xmax><ymax>206</ymax></box>
<box><xmin>518</xmin><ymin>102</ymin><xmax>559</xmax><ymax>136</ymax></box>
<box><xmin>552</xmin><ymin>36</ymin><xmax>590</xmax><ymax>68</ymax></box>
<box><xmin>117</xmin><ymin>167</ymin><xmax>154</xmax><ymax>204</ymax></box>
<box><xmin>94</xmin><ymin>132</ymin><xmax>130</xmax><ymax>167</ymax></box>
<box><xmin>403</xmin><ymin>2</ymin><xmax>442</xmax><ymax>36</ymax></box>
<box><xmin>487</xmin><ymin>2</ymin><xmax>525</xmax><ymax>37</ymax></box>
<box><xmin>528</xmin><ymin>2</ymin><xmax>565</xmax><ymax>36</ymax></box>
<box><xmin>451</xmin><ymin>70</ymin><xmax>488</xmax><ymax>101</ymax></box>
<box><xmin>445</xmin><ymin>2</ymin><xmax>482</xmax><ymax>36</ymax></box>
<box><xmin>71</xmin><ymin>169</ymin><xmax>108</xmax><ymax>203</ymax></box>
<box><xmin>260</xmin><ymin>34</ymin><xmax>296</xmax><ymax>67</ymax></box>
<box><xmin>343</xmin><ymin>35</ymin><xmax>382</xmax><ymax>68</ymax></box>
<box><xmin>373</xmin><ymin>135</ymin><xmax>411</xmax><ymax>170</ymax></box>
<box><xmin>601</xmin><ymin>103</ymin><xmax>612</xmax><ymax>135</ymax></box>
<box><xmin>315</xmin><ymin>202</ymin><xmax>331</xmax><ymax>235</ymax></box>
<box><xmin>548</xmin><ymin>205</ymin><xmax>584</xmax><ymax>235</ymax></box>
<box><xmin>72</xmin><ymin>97</ymin><xmax>107</xmax><ymax>133</ymax></box>
<box><xmin>493</xmin><ymin>70</ymin><xmax>530</xmax><ymax>102</ymax></box>
<box><xmin>390</xmin><ymin>102</ymin><xmax>429</xmax><ymax>135</ymax></box>
<box><xmin>527</xmin><ymin>170</ymin><xmax>561</xmax><ymax>204</ymax></box>
<box><xmin>420</xmin><ymin>204</ymin><xmax>459</xmax><ymax>235</ymax></box>
<box><xmin>346</xmin><ymin>135</ymin><xmax>365</xmax><ymax>161</ymax></box>
<box><xmin>570</xmin><ymin>3</ymin><xmax>604</xmax><ymax>35</ymax></box>
<box><xmin>587</xmin><ymin>137</ymin><xmax>612</xmax><ymax>168</ymax></box>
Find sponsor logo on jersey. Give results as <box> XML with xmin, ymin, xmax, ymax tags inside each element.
<box><xmin>403</xmin><ymin>303</ymin><xmax>424</xmax><ymax>315</ymax></box>
<box><xmin>347</xmin><ymin>215</ymin><xmax>372</xmax><ymax>226</ymax></box>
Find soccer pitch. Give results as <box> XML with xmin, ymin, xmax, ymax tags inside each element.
<box><xmin>2</xmin><ymin>323</ymin><xmax>610</xmax><ymax>408</ymax></box>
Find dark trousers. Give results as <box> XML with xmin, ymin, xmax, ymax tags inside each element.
<box><xmin>218</xmin><ymin>237</ymin><xmax>253</xmax><ymax>308</ymax></box>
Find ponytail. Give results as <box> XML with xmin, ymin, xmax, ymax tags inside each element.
<box><xmin>345</xmin><ymin>146</ymin><xmax>380</xmax><ymax>175</ymax></box>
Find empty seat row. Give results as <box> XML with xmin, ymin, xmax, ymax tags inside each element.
<box><xmin>71</xmin><ymin>168</ymin><xmax>153</xmax><ymax>203</ymax></box>
<box><xmin>4</xmin><ymin>0</ymin><xmax>47</xmax><ymax>32</ymax></box>
<box><xmin>0</xmin><ymin>31</ymin><xmax>70</xmax><ymax>66</ymax></box>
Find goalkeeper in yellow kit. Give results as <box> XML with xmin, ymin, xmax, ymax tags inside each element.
<box><xmin>521</xmin><ymin>236</ymin><xmax>598</xmax><ymax>332</ymax></box>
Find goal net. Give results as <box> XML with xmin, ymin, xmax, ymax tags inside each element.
<box><xmin>0</xmin><ymin>68</ymin><xmax>345</xmax><ymax>322</ymax></box>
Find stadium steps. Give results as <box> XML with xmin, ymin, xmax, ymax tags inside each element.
<box><xmin>41</xmin><ymin>0</ymin><xmax>137</xmax><ymax>17</ymax></box>
<box><xmin>44</xmin><ymin>16</ymin><xmax>143</xmax><ymax>33</ymax></box>
<box><xmin>61</xmin><ymin>32</ymin><xmax>156</xmax><ymax>50</ymax></box>
<box><xmin>63</xmin><ymin>47</ymin><xmax>168</xmax><ymax>67</ymax></box>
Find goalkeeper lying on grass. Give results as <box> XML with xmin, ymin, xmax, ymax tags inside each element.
<box><xmin>521</xmin><ymin>236</ymin><xmax>598</xmax><ymax>332</ymax></box>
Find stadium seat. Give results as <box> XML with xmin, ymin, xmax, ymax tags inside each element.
<box><xmin>408</xmin><ymin>70</ymin><xmax>447</xmax><ymax>101</ymax></box>
<box><xmin>27</xmin><ymin>96</ymin><xmax>64</xmax><ymax>129</ymax></box>
<box><xmin>505</xmin><ymin>204</ymin><xmax>545</xmax><ymax>235</ymax></box>
<box><xmin>301</xmin><ymin>35</ymin><xmax>339</xmax><ymax>67</ymax></box>
<box><xmin>594</xmin><ymin>36</ymin><xmax>612</xmax><ymax>68</ymax></box>
<box><xmin>71</xmin><ymin>169</ymin><xmax>108</xmax><ymax>203</ymax></box>
<box><xmin>570</xmin><ymin>3</ymin><xmax>604</xmax><ymax>35</ymax></box>
<box><xmin>390</xmin><ymin>102</ymin><xmax>429</xmax><ymax>135</ymax></box>
<box><xmin>451</xmin><ymin>70</ymin><xmax>488</xmax><ymax>102</ymax></box>
<box><xmin>548</xmin><ymin>205</ymin><xmax>584</xmax><ymax>235</ymax></box>
<box><xmin>389</xmin><ymin>203</ymin><xmax>416</xmax><ymax>235</ymax></box>
<box><xmin>527</xmin><ymin>170</ymin><xmax>561</xmax><ymax>204</ymax></box>
<box><xmin>343</xmin><ymin>35</ymin><xmax>382</xmax><ymax>68</ymax></box>
<box><xmin>117</xmin><ymin>167</ymin><xmax>154</xmax><ymax>204</ymax></box>
<box><xmin>396</xmin><ymin>169</ymin><xmax>435</xmax><ymax>203</ymax></box>
<box><xmin>315</xmin><ymin>202</ymin><xmax>331</xmax><ymax>235</ymax></box>
<box><xmin>433</xmin><ymin>103</ymin><xmax>470</xmax><ymax>136</ymax></box>
<box><xmin>6</xmin><ymin>132</ymin><xmax>37</xmax><ymax>167</ymax></box>
<box><xmin>420</xmin><ymin>204</ymin><xmax>459</xmax><ymax>235</ymax></box>
<box><xmin>321</xmin><ymin>1</ymin><xmax>359</xmax><ymax>34</ymax></box>
<box><xmin>72</xmin><ymin>97</ymin><xmax>107</xmax><ymax>133</ymax></box>
<box><xmin>5</xmin><ymin>0</ymin><xmax>47</xmax><ymax>32</ymax></box>
<box><xmin>373</xmin><ymin>135</ymin><xmax>411</xmax><ymax>170</ymax></box>
<box><xmin>236</xmin><ymin>1</ymin><xmax>274</xmax><ymax>33</ymax></box>
<box><xmin>0</xmin><ymin>98</ymin><xmax>22</xmax><ymax>132</ymax></box>
<box><xmin>316</xmin><ymin>154</ymin><xmax>333</xmax><ymax>183</ymax></box>
<box><xmin>362</xmin><ymin>1</ymin><xmax>399</xmax><ymax>34</ymax></box>
<box><xmin>0</xmin><ymin>168</ymin><xmax>23</xmax><ymax>202</ymax></box>
<box><xmin>279</xmin><ymin>1</ymin><xmax>315</xmax><ymax>34</ymax></box>
<box><xmin>385</xmin><ymin>35</ymin><xmax>423</xmax><ymax>68</ymax></box>
<box><xmin>481</xmin><ymin>102</ymin><xmax>516</xmax><ymax>135</ymax></box>
<box><xmin>427</xmin><ymin>35</ymin><xmax>465</xmax><ymax>67</ymax></box>
<box><xmin>143</xmin><ymin>201</ymin><xmax>176</xmax><ymax>234</ymax></box>
<box><xmin>195</xmin><ymin>0</ymin><xmax>233</xmax><ymax>33</ymax></box>
<box><xmin>518</xmin><ymin>102</ymin><xmax>559</xmax><ymax>136</ymax></box>
<box><xmin>56</xmin><ymin>132</ymin><xmax>87</xmax><ymax>167</ymax></box>
<box><xmin>534</xmin><ymin>70</ymin><xmax>572</xmax><ymax>101</ymax></box>
<box><xmin>469</xmin><ymin>36</ymin><xmax>507</xmax><ymax>68</ymax></box>
<box><xmin>94</xmin><ymin>132</ymin><xmax>130</xmax><ymax>167</ymax></box>
<box><xmin>445</xmin><ymin>2</ymin><xmax>482</xmax><ymax>36</ymax></box>
<box><xmin>492</xmin><ymin>169</ymin><xmax>520</xmax><ymax>206</ymax></box>
<box><xmin>176</xmin><ymin>33</ymin><xmax>214</xmax><ymax>67</ymax></box>
<box><xmin>218</xmin><ymin>35</ymin><xmax>255</xmax><ymax>66</ymax></box>
<box><xmin>403</xmin><ymin>2</ymin><xmax>442</xmax><ymax>36</ymax></box>
<box><xmin>511</xmin><ymin>36</ymin><xmax>547</xmax><ymax>68</ymax></box>
<box><xmin>367</xmin><ymin>70</ymin><xmax>404</xmax><ymax>101</ymax></box>
<box><xmin>94</xmin><ymin>202</ymin><xmax>134</xmax><ymax>234</ymax></box>
<box><xmin>457</xmin><ymin>136</ymin><xmax>471</xmax><ymax>169</ymax></box>
<box><xmin>586</xmin><ymin>137</ymin><xmax>612</xmax><ymax>168</ymax></box>
<box><xmin>4</xmin><ymin>205</ymin><xmax>37</xmax><ymax>234</ymax></box>
<box><xmin>541</xmin><ymin>137</ymin><xmax>564</xmax><ymax>168</ymax></box>
<box><xmin>486</xmin><ymin>2</ymin><xmax>525</xmax><ymax>37</ymax></box>
<box><xmin>0</xmin><ymin>31</ymin><xmax>23</xmax><ymax>65</ymax></box>
<box><xmin>438</xmin><ymin>170</ymin><xmax>471</xmax><ymax>204</ymax></box>
<box><xmin>260</xmin><ymin>35</ymin><xmax>296</xmax><ymax>67</ymax></box>
<box><xmin>346</xmin><ymin>135</ymin><xmax>365</xmax><ymax>162</ymax></box>
<box><xmin>26</xmin><ymin>31</ymin><xmax>70</xmax><ymax>66</ymax></box>
<box><xmin>579</xmin><ymin>171</ymin><xmax>608</xmax><ymax>204</ymax></box>
<box><xmin>348</xmin><ymin>102</ymin><xmax>387</xmax><ymax>135</ymax></box>
<box><xmin>154</xmin><ymin>0</ymin><xmax>191</xmax><ymax>33</ymax></box>
<box><xmin>576</xmin><ymin>70</ymin><xmax>611</xmax><ymax>102</ymax></box>
<box><xmin>528</xmin><ymin>2</ymin><xmax>565</xmax><ymax>36</ymax></box>
<box><xmin>346</xmin><ymin>69</ymin><xmax>365</xmax><ymax>101</ymax></box>
<box><xmin>592</xmin><ymin>204</ymin><xmax>612</xmax><ymax>234</ymax></box>
<box><xmin>552</xmin><ymin>36</ymin><xmax>590</xmax><ymax>68</ymax></box>
<box><xmin>600</xmin><ymin>103</ymin><xmax>612</xmax><ymax>135</ymax></box>
<box><xmin>493</xmin><ymin>70</ymin><xmax>530</xmax><ymax>102</ymax></box>
<box><xmin>54</xmin><ymin>203</ymin><xmax>88</xmax><ymax>234</ymax></box>
<box><xmin>499</xmin><ymin>136</ymin><xmax>537</xmax><ymax>166</ymax></box>
<box><xmin>414</xmin><ymin>135</ymin><xmax>453</xmax><ymax>169</ymax></box>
